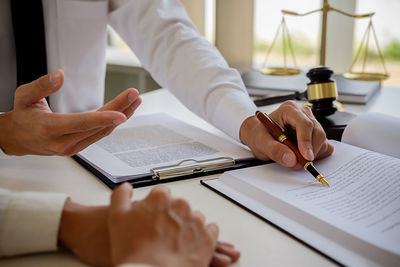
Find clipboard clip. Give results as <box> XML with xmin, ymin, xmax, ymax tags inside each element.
<box><xmin>150</xmin><ymin>157</ymin><xmax>235</xmax><ymax>180</ymax></box>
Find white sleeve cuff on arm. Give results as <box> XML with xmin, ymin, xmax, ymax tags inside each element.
<box><xmin>209</xmin><ymin>89</ymin><xmax>258</xmax><ymax>142</ymax></box>
<box><xmin>0</xmin><ymin>189</ymin><xmax>69</xmax><ymax>257</ymax></box>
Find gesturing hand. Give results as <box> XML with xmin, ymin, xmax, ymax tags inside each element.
<box><xmin>0</xmin><ymin>69</ymin><xmax>141</xmax><ymax>156</ymax></box>
<box><xmin>240</xmin><ymin>101</ymin><xmax>334</xmax><ymax>168</ymax></box>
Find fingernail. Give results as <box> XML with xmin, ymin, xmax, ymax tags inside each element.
<box><xmin>49</xmin><ymin>70</ymin><xmax>62</xmax><ymax>86</ymax></box>
<box><xmin>282</xmin><ymin>152</ymin><xmax>294</xmax><ymax>166</ymax></box>
<box><xmin>128</xmin><ymin>91</ymin><xmax>136</xmax><ymax>103</ymax></box>
<box><xmin>113</xmin><ymin>117</ymin><xmax>125</xmax><ymax>125</ymax></box>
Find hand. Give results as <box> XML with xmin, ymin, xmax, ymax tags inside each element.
<box><xmin>240</xmin><ymin>101</ymin><xmax>334</xmax><ymax>168</ymax></box>
<box><xmin>109</xmin><ymin>183</ymin><xmax>240</xmax><ymax>267</ymax></box>
<box><xmin>0</xmin><ymin>69</ymin><xmax>142</xmax><ymax>156</ymax></box>
<box><xmin>58</xmin><ymin>183</ymin><xmax>240</xmax><ymax>267</ymax></box>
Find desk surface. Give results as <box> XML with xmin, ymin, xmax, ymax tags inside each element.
<box><xmin>1</xmin><ymin>87</ymin><xmax>399</xmax><ymax>266</ymax></box>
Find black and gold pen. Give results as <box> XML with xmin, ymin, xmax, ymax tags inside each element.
<box><xmin>255</xmin><ymin>111</ymin><xmax>329</xmax><ymax>187</ymax></box>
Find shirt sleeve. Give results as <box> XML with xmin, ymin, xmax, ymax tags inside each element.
<box><xmin>108</xmin><ymin>0</ymin><xmax>257</xmax><ymax>142</ymax></box>
<box><xmin>0</xmin><ymin>188</ymin><xmax>69</xmax><ymax>257</ymax></box>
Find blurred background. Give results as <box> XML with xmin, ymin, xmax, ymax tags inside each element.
<box><xmin>105</xmin><ymin>0</ymin><xmax>400</xmax><ymax>102</ymax></box>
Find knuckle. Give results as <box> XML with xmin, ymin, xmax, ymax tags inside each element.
<box><xmin>174</xmin><ymin>198</ymin><xmax>191</xmax><ymax>212</ymax></box>
<box><xmin>303</xmin><ymin>119</ymin><xmax>314</xmax><ymax>129</ymax></box>
<box><xmin>303</xmin><ymin>106</ymin><xmax>314</xmax><ymax>117</ymax></box>
<box><xmin>282</xmin><ymin>100</ymin><xmax>297</xmax><ymax>108</ymax></box>
<box><xmin>303</xmin><ymin>106</ymin><xmax>312</xmax><ymax>113</ymax></box>
<box><xmin>316</xmin><ymin>127</ymin><xmax>327</xmax><ymax>139</ymax></box>
<box><xmin>192</xmin><ymin>212</ymin><xmax>205</xmax><ymax>226</ymax></box>
<box><xmin>149</xmin><ymin>188</ymin><xmax>169</xmax><ymax>204</ymax></box>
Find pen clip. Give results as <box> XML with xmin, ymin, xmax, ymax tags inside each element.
<box><xmin>150</xmin><ymin>157</ymin><xmax>235</xmax><ymax>180</ymax></box>
<box><xmin>265</xmin><ymin>113</ymin><xmax>285</xmax><ymax>132</ymax></box>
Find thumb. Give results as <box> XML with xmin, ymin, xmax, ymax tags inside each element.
<box><xmin>110</xmin><ymin>183</ymin><xmax>133</xmax><ymax>215</ymax></box>
<box><xmin>15</xmin><ymin>69</ymin><xmax>64</xmax><ymax>108</ymax></box>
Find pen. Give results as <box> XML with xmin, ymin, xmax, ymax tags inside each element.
<box><xmin>255</xmin><ymin>111</ymin><xmax>330</xmax><ymax>187</ymax></box>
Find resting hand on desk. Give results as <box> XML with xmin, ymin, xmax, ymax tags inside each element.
<box><xmin>0</xmin><ymin>70</ymin><xmax>141</xmax><ymax>156</ymax></box>
<box><xmin>240</xmin><ymin>100</ymin><xmax>334</xmax><ymax>168</ymax></box>
<box><xmin>59</xmin><ymin>183</ymin><xmax>240</xmax><ymax>267</ymax></box>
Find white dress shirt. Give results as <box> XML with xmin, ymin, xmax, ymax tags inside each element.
<box><xmin>0</xmin><ymin>188</ymin><xmax>68</xmax><ymax>256</ymax></box>
<box><xmin>1</xmin><ymin>0</ymin><xmax>257</xmax><ymax>142</ymax></box>
<box><xmin>0</xmin><ymin>0</ymin><xmax>17</xmax><ymax>111</ymax></box>
<box><xmin>0</xmin><ymin>0</ymin><xmax>257</xmax><ymax>260</ymax></box>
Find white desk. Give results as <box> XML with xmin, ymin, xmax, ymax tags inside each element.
<box><xmin>1</xmin><ymin>87</ymin><xmax>399</xmax><ymax>266</ymax></box>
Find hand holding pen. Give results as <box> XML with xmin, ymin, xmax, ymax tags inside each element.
<box><xmin>239</xmin><ymin>101</ymin><xmax>334</xmax><ymax>184</ymax></box>
<box><xmin>256</xmin><ymin>110</ymin><xmax>329</xmax><ymax>186</ymax></box>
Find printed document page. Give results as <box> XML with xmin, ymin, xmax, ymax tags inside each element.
<box><xmin>205</xmin><ymin>140</ymin><xmax>400</xmax><ymax>265</ymax></box>
<box><xmin>78</xmin><ymin>113</ymin><xmax>252</xmax><ymax>182</ymax></box>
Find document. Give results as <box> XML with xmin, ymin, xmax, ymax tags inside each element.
<box><xmin>202</xmin><ymin>112</ymin><xmax>400</xmax><ymax>266</ymax></box>
<box><xmin>76</xmin><ymin>113</ymin><xmax>254</xmax><ymax>184</ymax></box>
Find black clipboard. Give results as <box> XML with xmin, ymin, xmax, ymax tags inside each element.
<box><xmin>73</xmin><ymin>155</ymin><xmax>268</xmax><ymax>189</ymax></box>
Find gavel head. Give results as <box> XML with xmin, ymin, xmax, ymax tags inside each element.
<box><xmin>306</xmin><ymin>66</ymin><xmax>338</xmax><ymax>119</ymax></box>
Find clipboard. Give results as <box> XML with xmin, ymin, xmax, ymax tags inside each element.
<box><xmin>73</xmin><ymin>155</ymin><xmax>268</xmax><ymax>189</ymax></box>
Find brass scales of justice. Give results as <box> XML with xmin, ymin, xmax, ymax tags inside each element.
<box><xmin>256</xmin><ymin>0</ymin><xmax>390</xmax><ymax>141</ymax></box>
<box><xmin>260</xmin><ymin>0</ymin><xmax>389</xmax><ymax>81</ymax></box>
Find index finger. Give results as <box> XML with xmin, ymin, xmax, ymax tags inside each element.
<box><xmin>44</xmin><ymin>111</ymin><xmax>126</xmax><ymax>135</ymax></box>
<box><xmin>271</xmin><ymin>102</ymin><xmax>315</xmax><ymax>161</ymax></box>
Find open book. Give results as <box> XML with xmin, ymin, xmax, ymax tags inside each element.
<box><xmin>74</xmin><ymin>113</ymin><xmax>262</xmax><ymax>188</ymax></box>
<box><xmin>202</xmin><ymin>112</ymin><xmax>400</xmax><ymax>266</ymax></box>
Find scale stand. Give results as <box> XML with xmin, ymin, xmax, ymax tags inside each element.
<box><xmin>260</xmin><ymin>0</ymin><xmax>389</xmax><ymax>81</ymax></box>
<box><xmin>254</xmin><ymin>0</ymin><xmax>390</xmax><ymax>139</ymax></box>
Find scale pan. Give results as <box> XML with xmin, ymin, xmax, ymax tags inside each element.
<box><xmin>260</xmin><ymin>67</ymin><xmax>301</xmax><ymax>76</ymax></box>
<box><xmin>343</xmin><ymin>72</ymin><xmax>389</xmax><ymax>81</ymax></box>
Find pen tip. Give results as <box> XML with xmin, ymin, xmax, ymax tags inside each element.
<box><xmin>320</xmin><ymin>178</ymin><xmax>330</xmax><ymax>187</ymax></box>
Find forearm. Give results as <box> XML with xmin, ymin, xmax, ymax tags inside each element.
<box><xmin>109</xmin><ymin>0</ymin><xmax>257</xmax><ymax>141</ymax></box>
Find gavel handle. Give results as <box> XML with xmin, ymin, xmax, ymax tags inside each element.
<box><xmin>253</xmin><ymin>91</ymin><xmax>305</xmax><ymax>107</ymax></box>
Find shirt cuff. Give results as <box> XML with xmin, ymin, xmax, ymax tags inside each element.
<box><xmin>210</xmin><ymin>89</ymin><xmax>258</xmax><ymax>142</ymax></box>
<box><xmin>0</xmin><ymin>191</ymin><xmax>69</xmax><ymax>257</ymax></box>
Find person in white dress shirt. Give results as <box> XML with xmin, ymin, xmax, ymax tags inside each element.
<box><xmin>0</xmin><ymin>0</ymin><xmax>334</xmax><ymax>266</ymax></box>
